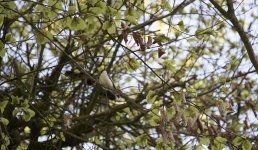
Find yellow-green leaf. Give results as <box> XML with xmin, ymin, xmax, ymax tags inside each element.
<box><xmin>71</xmin><ymin>17</ymin><xmax>86</xmax><ymax>30</ymax></box>
<box><xmin>0</xmin><ymin>41</ymin><xmax>6</xmax><ymax>57</ymax></box>
<box><xmin>0</xmin><ymin>15</ymin><xmax>4</xmax><ymax>26</ymax></box>
<box><xmin>90</xmin><ymin>6</ymin><xmax>105</xmax><ymax>15</ymax></box>
<box><xmin>242</xmin><ymin>139</ymin><xmax>252</xmax><ymax>150</ymax></box>
<box><xmin>167</xmin><ymin>106</ymin><xmax>175</xmax><ymax>120</ymax></box>
<box><xmin>233</xmin><ymin>136</ymin><xmax>243</xmax><ymax>146</ymax></box>
<box><xmin>0</xmin><ymin>100</ymin><xmax>8</xmax><ymax>113</ymax></box>
<box><xmin>0</xmin><ymin>117</ymin><xmax>9</xmax><ymax>126</ymax></box>
<box><xmin>22</xmin><ymin>108</ymin><xmax>35</xmax><ymax>122</ymax></box>
<box><xmin>162</xmin><ymin>60</ymin><xmax>176</xmax><ymax>73</ymax></box>
<box><xmin>147</xmin><ymin>90</ymin><xmax>156</xmax><ymax>104</ymax></box>
<box><xmin>11</xmin><ymin>95</ymin><xmax>20</xmax><ymax>104</ymax></box>
<box><xmin>107</xmin><ymin>23</ymin><xmax>116</xmax><ymax>34</ymax></box>
<box><xmin>200</xmin><ymin>137</ymin><xmax>210</xmax><ymax>146</ymax></box>
<box><xmin>215</xmin><ymin>136</ymin><xmax>227</xmax><ymax>143</ymax></box>
<box><xmin>177</xmin><ymin>21</ymin><xmax>184</xmax><ymax>31</ymax></box>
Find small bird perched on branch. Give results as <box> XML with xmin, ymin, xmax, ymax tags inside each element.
<box><xmin>99</xmin><ymin>70</ymin><xmax>117</xmax><ymax>100</ymax></box>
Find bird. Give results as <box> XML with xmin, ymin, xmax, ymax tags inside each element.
<box><xmin>99</xmin><ymin>70</ymin><xmax>117</xmax><ymax>100</ymax></box>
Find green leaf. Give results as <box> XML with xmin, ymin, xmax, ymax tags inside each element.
<box><xmin>45</xmin><ymin>31</ymin><xmax>53</xmax><ymax>41</ymax></box>
<box><xmin>24</xmin><ymin>126</ymin><xmax>31</xmax><ymax>134</ymax></box>
<box><xmin>11</xmin><ymin>95</ymin><xmax>20</xmax><ymax>104</ymax></box>
<box><xmin>200</xmin><ymin>137</ymin><xmax>210</xmax><ymax>146</ymax></box>
<box><xmin>106</xmin><ymin>6</ymin><xmax>117</xmax><ymax>15</ymax></box>
<box><xmin>68</xmin><ymin>5</ymin><xmax>77</xmax><ymax>14</ymax></box>
<box><xmin>152</xmin><ymin>100</ymin><xmax>162</xmax><ymax>108</ymax></box>
<box><xmin>125</xmin><ymin>7</ymin><xmax>136</xmax><ymax>16</ymax></box>
<box><xmin>203</xmin><ymin>28</ymin><xmax>214</xmax><ymax>35</ymax></box>
<box><xmin>195</xmin><ymin>28</ymin><xmax>214</xmax><ymax>39</ymax></box>
<box><xmin>177</xmin><ymin>21</ymin><xmax>184</xmax><ymax>31</ymax></box>
<box><xmin>161</xmin><ymin>0</ymin><xmax>172</xmax><ymax>11</ymax></box>
<box><xmin>0</xmin><ymin>15</ymin><xmax>4</xmax><ymax>26</ymax></box>
<box><xmin>107</xmin><ymin>23</ymin><xmax>116</xmax><ymax>34</ymax></box>
<box><xmin>146</xmin><ymin>90</ymin><xmax>157</xmax><ymax>104</ymax></box>
<box><xmin>195</xmin><ymin>145</ymin><xmax>203</xmax><ymax>150</ymax></box>
<box><xmin>46</xmin><ymin>116</ymin><xmax>57</xmax><ymax>127</ymax></box>
<box><xmin>60</xmin><ymin>132</ymin><xmax>66</xmax><ymax>142</ymax></box>
<box><xmin>1</xmin><ymin>133</ymin><xmax>10</xmax><ymax>147</ymax></box>
<box><xmin>36</xmin><ymin>32</ymin><xmax>47</xmax><ymax>44</ymax></box>
<box><xmin>185</xmin><ymin>106</ymin><xmax>199</xmax><ymax>117</ymax></box>
<box><xmin>0</xmin><ymin>117</ymin><xmax>9</xmax><ymax>126</ymax></box>
<box><xmin>95</xmin><ymin>137</ymin><xmax>101</xmax><ymax>145</ymax></box>
<box><xmin>233</xmin><ymin>136</ymin><xmax>243</xmax><ymax>146</ymax></box>
<box><xmin>0</xmin><ymin>100</ymin><xmax>8</xmax><ymax>114</ymax></box>
<box><xmin>115</xmin><ymin>112</ymin><xmax>121</xmax><ymax>121</ymax></box>
<box><xmin>45</xmin><ymin>11</ymin><xmax>57</xmax><ymax>19</ymax></box>
<box><xmin>156</xmin><ymin>138</ymin><xmax>163</xmax><ymax>150</ymax></box>
<box><xmin>136</xmin><ymin>134</ymin><xmax>148</xmax><ymax>147</ymax></box>
<box><xmin>5</xmin><ymin>33</ymin><xmax>12</xmax><ymax>42</ymax></box>
<box><xmin>190</xmin><ymin>8</ymin><xmax>198</xmax><ymax>14</ymax></box>
<box><xmin>186</xmin><ymin>87</ymin><xmax>197</xmax><ymax>97</ymax></box>
<box><xmin>123</xmin><ymin>107</ymin><xmax>131</xmax><ymax>114</ymax></box>
<box><xmin>89</xmin><ymin>7</ymin><xmax>105</xmax><ymax>15</ymax></box>
<box><xmin>12</xmin><ymin>108</ymin><xmax>20</xmax><ymax>117</ymax></box>
<box><xmin>0</xmin><ymin>41</ymin><xmax>6</xmax><ymax>58</ymax></box>
<box><xmin>88</xmin><ymin>0</ymin><xmax>98</xmax><ymax>5</ymax></box>
<box><xmin>103</xmin><ymin>21</ymin><xmax>111</xmax><ymax>30</ymax></box>
<box><xmin>95</xmin><ymin>1</ymin><xmax>106</xmax><ymax>9</ymax></box>
<box><xmin>21</xmin><ymin>99</ymin><xmax>29</xmax><ymax>108</ymax></box>
<box><xmin>147</xmin><ymin>111</ymin><xmax>160</xmax><ymax>126</ymax></box>
<box><xmin>217</xmin><ymin>100</ymin><xmax>226</xmax><ymax>115</ymax></box>
<box><xmin>48</xmin><ymin>0</ymin><xmax>56</xmax><ymax>6</ymax></box>
<box><xmin>167</xmin><ymin>106</ymin><xmax>175</xmax><ymax>120</ymax></box>
<box><xmin>215</xmin><ymin>136</ymin><xmax>227</xmax><ymax>143</ymax></box>
<box><xmin>172</xmin><ymin>92</ymin><xmax>181</xmax><ymax>104</ymax></box>
<box><xmin>62</xmin><ymin>17</ymin><xmax>72</xmax><ymax>28</ymax></box>
<box><xmin>128</xmin><ymin>58</ymin><xmax>140</xmax><ymax>71</ymax></box>
<box><xmin>70</xmin><ymin>17</ymin><xmax>86</xmax><ymax>30</ymax></box>
<box><xmin>0</xmin><ymin>48</ymin><xmax>6</xmax><ymax>58</ymax></box>
<box><xmin>242</xmin><ymin>139</ymin><xmax>252</xmax><ymax>150</ymax></box>
<box><xmin>162</xmin><ymin>60</ymin><xmax>176</xmax><ymax>73</ymax></box>
<box><xmin>22</xmin><ymin>108</ymin><xmax>35</xmax><ymax>122</ymax></box>
<box><xmin>126</xmin><ymin>16</ymin><xmax>138</xmax><ymax>25</ymax></box>
<box><xmin>40</xmin><ymin>127</ymin><xmax>49</xmax><ymax>135</ymax></box>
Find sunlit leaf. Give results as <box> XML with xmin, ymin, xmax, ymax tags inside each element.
<box><xmin>22</xmin><ymin>108</ymin><xmax>35</xmax><ymax>122</ymax></box>
<box><xmin>0</xmin><ymin>45</ymin><xmax>6</xmax><ymax>58</ymax></box>
<box><xmin>126</xmin><ymin>16</ymin><xmax>138</xmax><ymax>25</ymax></box>
<box><xmin>242</xmin><ymin>139</ymin><xmax>252</xmax><ymax>150</ymax></box>
<box><xmin>90</xmin><ymin>7</ymin><xmax>105</xmax><ymax>15</ymax></box>
<box><xmin>71</xmin><ymin>17</ymin><xmax>86</xmax><ymax>30</ymax></box>
<box><xmin>215</xmin><ymin>136</ymin><xmax>227</xmax><ymax>143</ymax></box>
<box><xmin>107</xmin><ymin>23</ymin><xmax>116</xmax><ymax>34</ymax></box>
<box><xmin>0</xmin><ymin>15</ymin><xmax>4</xmax><ymax>26</ymax></box>
<box><xmin>167</xmin><ymin>106</ymin><xmax>175</xmax><ymax>120</ymax></box>
<box><xmin>147</xmin><ymin>90</ymin><xmax>157</xmax><ymax>104</ymax></box>
<box><xmin>200</xmin><ymin>137</ymin><xmax>210</xmax><ymax>146</ymax></box>
<box><xmin>233</xmin><ymin>136</ymin><xmax>243</xmax><ymax>146</ymax></box>
<box><xmin>11</xmin><ymin>95</ymin><xmax>20</xmax><ymax>104</ymax></box>
<box><xmin>0</xmin><ymin>101</ymin><xmax>8</xmax><ymax>113</ymax></box>
<box><xmin>68</xmin><ymin>5</ymin><xmax>77</xmax><ymax>14</ymax></box>
<box><xmin>162</xmin><ymin>60</ymin><xmax>176</xmax><ymax>73</ymax></box>
<box><xmin>0</xmin><ymin>117</ymin><xmax>9</xmax><ymax>126</ymax></box>
<box><xmin>177</xmin><ymin>21</ymin><xmax>184</xmax><ymax>31</ymax></box>
<box><xmin>136</xmin><ymin>134</ymin><xmax>148</xmax><ymax>147</ymax></box>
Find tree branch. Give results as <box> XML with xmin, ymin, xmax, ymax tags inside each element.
<box><xmin>209</xmin><ymin>0</ymin><xmax>258</xmax><ymax>74</ymax></box>
<box><xmin>129</xmin><ymin>0</ymin><xmax>196</xmax><ymax>32</ymax></box>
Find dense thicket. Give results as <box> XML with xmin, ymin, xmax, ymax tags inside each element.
<box><xmin>0</xmin><ymin>0</ymin><xmax>257</xmax><ymax>149</ymax></box>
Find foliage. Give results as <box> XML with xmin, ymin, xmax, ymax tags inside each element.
<box><xmin>0</xmin><ymin>0</ymin><xmax>257</xmax><ymax>149</ymax></box>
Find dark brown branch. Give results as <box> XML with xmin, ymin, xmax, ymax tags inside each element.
<box><xmin>209</xmin><ymin>0</ymin><xmax>258</xmax><ymax>74</ymax></box>
<box><xmin>129</xmin><ymin>0</ymin><xmax>196</xmax><ymax>32</ymax></box>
